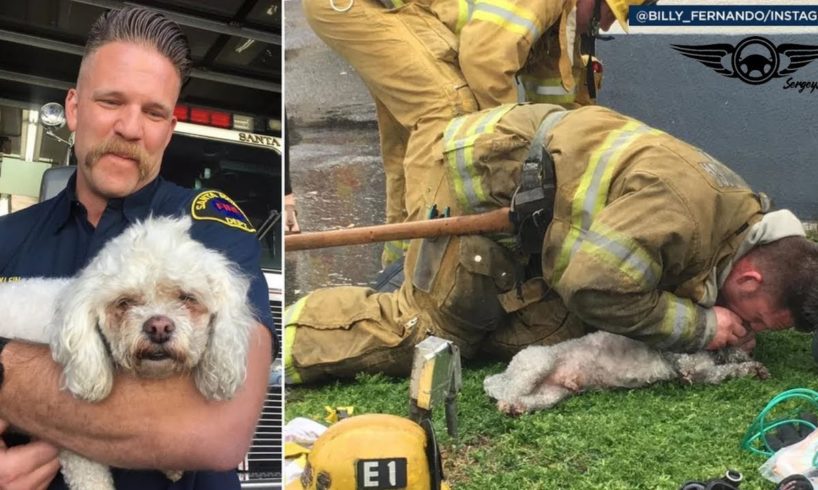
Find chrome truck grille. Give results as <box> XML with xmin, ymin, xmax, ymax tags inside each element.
<box><xmin>239</xmin><ymin>299</ymin><xmax>283</xmax><ymax>489</ymax></box>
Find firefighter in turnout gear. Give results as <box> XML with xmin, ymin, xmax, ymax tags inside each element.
<box><xmin>285</xmin><ymin>102</ymin><xmax>818</xmax><ymax>385</ymax></box>
<box><xmin>301</xmin><ymin>0</ymin><xmax>647</xmax><ymax>267</ymax></box>
<box><xmin>302</xmin><ymin>0</ymin><xmax>479</xmax><ymax>267</ymax></box>
<box><xmin>433</xmin><ymin>0</ymin><xmax>607</xmax><ymax>108</ymax></box>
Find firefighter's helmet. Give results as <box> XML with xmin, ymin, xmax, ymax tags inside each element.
<box><xmin>604</xmin><ymin>0</ymin><xmax>655</xmax><ymax>30</ymax></box>
<box><xmin>293</xmin><ymin>414</ymin><xmax>447</xmax><ymax>490</ymax></box>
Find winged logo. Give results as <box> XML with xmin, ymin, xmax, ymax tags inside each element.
<box><xmin>672</xmin><ymin>36</ymin><xmax>818</xmax><ymax>85</ymax></box>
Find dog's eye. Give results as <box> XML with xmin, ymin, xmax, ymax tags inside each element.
<box><xmin>179</xmin><ymin>293</ymin><xmax>198</xmax><ymax>305</ymax></box>
<box><xmin>116</xmin><ymin>297</ymin><xmax>135</xmax><ymax>310</ymax></box>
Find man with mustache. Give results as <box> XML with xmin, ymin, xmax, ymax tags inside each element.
<box><xmin>0</xmin><ymin>6</ymin><xmax>275</xmax><ymax>489</ymax></box>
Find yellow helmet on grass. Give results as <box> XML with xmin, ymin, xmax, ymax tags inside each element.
<box><xmin>294</xmin><ymin>414</ymin><xmax>447</xmax><ymax>490</ymax></box>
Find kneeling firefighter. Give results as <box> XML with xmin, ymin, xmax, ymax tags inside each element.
<box><xmin>285</xmin><ymin>97</ymin><xmax>806</xmax><ymax>385</ymax></box>
<box><xmin>289</xmin><ymin>414</ymin><xmax>448</xmax><ymax>490</ymax></box>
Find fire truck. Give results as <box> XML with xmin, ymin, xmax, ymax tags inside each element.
<box><xmin>167</xmin><ymin>103</ymin><xmax>285</xmax><ymax>489</ymax></box>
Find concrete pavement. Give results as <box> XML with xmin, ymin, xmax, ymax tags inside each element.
<box><xmin>284</xmin><ymin>0</ymin><xmax>385</xmax><ymax>300</ymax></box>
<box><xmin>284</xmin><ymin>0</ymin><xmax>376</xmax><ymax>127</ymax></box>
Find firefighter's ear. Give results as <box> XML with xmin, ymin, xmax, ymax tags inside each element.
<box><xmin>735</xmin><ymin>270</ymin><xmax>763</xmax><ymax>294</ymax></box>
<box><xmin>65</xmin><ymin>88</ymin><xmax>79</xmax><ymax>132</ymax></box>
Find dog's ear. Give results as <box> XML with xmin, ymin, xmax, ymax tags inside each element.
<box><xmin>50</xmin><ymin>277</ymin><xmax>115</xmax><ymax>402</ymax></box>
<box><xmin>194</xmin><ymin>258</ymin><xmax>254</xmax><ymax>400</ymax></box>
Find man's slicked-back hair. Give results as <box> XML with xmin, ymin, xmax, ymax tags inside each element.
<box><xmin>751</xmin><ymin>235</ymin><xmax>818</xmax><ymax>332</ymax></box>
<box><xmin>83</xmin><ymin>6</ymin><xmax>192</xmax><ymax>82</ymax></box>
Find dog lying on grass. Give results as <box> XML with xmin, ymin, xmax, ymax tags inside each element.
<box><xmin>0</xmin><ymin>216</ymin><xmax>255</xmax><ymax>490</ymax></box>
<box><xmin>484</xmin><ymin>330</ymin><xmax>769</xmax><ymax>416</ymax></box>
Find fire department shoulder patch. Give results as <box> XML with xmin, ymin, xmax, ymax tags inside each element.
<box><xmin>191</xmin><ymin>190</ymin><xmax>256</xmax><ymax>233</ymax></box>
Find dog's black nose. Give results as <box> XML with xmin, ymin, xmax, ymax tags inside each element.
<box><xmin>142</xmin><ymin>315</ymin><xmax>175</xmax><ymax>344</ymax></box>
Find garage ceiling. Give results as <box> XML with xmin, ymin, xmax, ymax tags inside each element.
<box><xmin>0</xmin><ymin>0</ymin><xmax>281</xmax><ymax>127</ymax></box>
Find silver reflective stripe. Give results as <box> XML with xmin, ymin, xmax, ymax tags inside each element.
<box><xmin>567</xmin><ymin>124</ymin><xmax>653</xmax><ymax>261</ymax></box>
<box><xmin>443</xmin><ymin>115</ymin><xmax>468</xmax><ymax>151</ymax></box>
<box><xmin>442</xmin><ymin>114</ymin><xmax>474</xmax><ymax>211</ymax></box>
<box><xmin>539</xmin><ymin>110</ymin><xmax>568</xmax><ymax>135</ymax></box>
<box><xmin>580</xmin><ymin>125</ymin><xmax>652</xmax><ymax>231</ymax></box>
<box><xmin>698</xmin><ymin>308</ymin><xmax>717</xmax><ymax>350</ymax></box>
<box><xmin>583</xmin><ymin>228</ymin><xmax>659</xmax><ymax>287</ymax></box>
<box><xmin>655</xmin><ymin>297</ymin><xmax>689</xmax><ymax>349</ymax></box>
<box><xmin>535</xmin><ymin>86</ymin><xmax>572</xmax><ymax>96</ymax></box>
<box><xmin>531</xmin><ymin>84</ymin><xmax>572</xmax><ymax>96</ymax></box>
<box><xmin>455</xmin><ymin>108</ymin><xmax>509</xmax><ymax>212</ymax></box>
<box><xmin>526</xmin><ymin>109</ymin><xmax>568</xmax><ymax>167</ymax></box>
<box><xmin>454</xmin><ymin>145</ymin><xmax>484</xmax><ymax>212</ymax></box>
<box><xmin>473</xmin><ymin>2</ymin><xmax>541</xmax><ymax>39</ymax></box>
<box><xmin>553</xmin><ymin>121</ymin><xmax>660</xmax><ymax>284</ymax></box>
<box><xmin>444</xmin><ymin>105</ymin><xmax>514</xmax><ymax>213</ymax></box>
<box><xmin>383</xmin><ymin>239</ymin><xmax>408</xmax><ymax>261</ymax></box>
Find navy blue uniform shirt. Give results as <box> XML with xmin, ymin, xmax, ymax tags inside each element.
<box><xmin>0</xmin><ymin>174</ymin><xmax>275</xmax><ymax>490</ymax></box>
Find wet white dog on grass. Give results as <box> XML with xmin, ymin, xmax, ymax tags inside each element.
<box><xmin>0</xmin><ymin>216</ymin><xmax>255</xmax><ymax>490</ymax></box>
<box><xmin>484</xmin><ymin>330</ymin><xmax>769</xmax><ymax>416</ymax></box>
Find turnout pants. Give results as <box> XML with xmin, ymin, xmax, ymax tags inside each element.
<box><xmin>303</xmin><ymin>0</ymin><xmax>478</xmax><ymax>266</ymax></box>
<box><xmin>284</xmin><ymin>104</ymin><xmax>586</xmax><ymax>384</ymax></box>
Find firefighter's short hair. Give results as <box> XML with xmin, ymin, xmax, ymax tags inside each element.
<box><xmin>749</xmin><ymin>235</ymin><xmax>818</xmax><ymax>332</ymax></box>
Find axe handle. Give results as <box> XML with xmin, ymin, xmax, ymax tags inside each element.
<box><xmin>286</xmin><ymin>207</ymin><xmax>513</xmax><ymax>251</ymax></box>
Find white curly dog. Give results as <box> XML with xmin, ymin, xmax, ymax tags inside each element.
<box><xmin>0</xmin><ymin>216</ymin><xmax>256</xmax><ymax>489</ymax></box>
<box><xmin>484</xmin><ymin>330</ymin><xmax>769</xmax><ymax>416</ymax></box>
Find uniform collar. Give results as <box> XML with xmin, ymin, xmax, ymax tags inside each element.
<box><xmin>52</xmin><ymin>173</ymin><xmax>163</xmax><ymax>231</ymax></box>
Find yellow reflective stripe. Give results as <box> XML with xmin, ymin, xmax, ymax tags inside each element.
<box><xmin>443</xmin><ymin>116</ymin><xmax>471</xmax><ymax>211</ymax></box>
<box><xmin>575</xmin><ymin>223</ymin><xmax>661</xmax><ymax>288</ymax></box>
<box><xmin>472</xmin><ymin>0</ymin><xmax>542</xmax><ymax>39</ymax></box>
<box><xmin>455</xmin><ymin>0</ymin><xmax>476</xmax><ymax>33</ymax></box>
<box><xmin>444</xmin><ymin>104</ymin><xmax>515</xmax><ymax>153</ymax></box>
<box><xmin>553</xmin><ymin>121</ymin><xmax>662</xmax><ymax>283</ymax></box>
<box><xmin>443</xmin><ymin>114</ymin><xmax>469</xmax><ymax>153</ymax></box>
<box><xmin>579</xmin><ymin>121</ymin><xmax>651</xmax><ymax>223</ymax></box>
<box><xmin>655</xmin><ymin>296</ymin><xmax>694</xmax><ymax>349</ymax></box>
<box><xmin>526</xmin><ymin>93</ymin><xmax>577</xmax><ymax>104</ymax></box>
<box><xmin>283</xmin><ymin>296</ymin><xmax>309</xmax><ymax>384</ymax></box>
<box><xmin>443</xmin><ymin>104</ymin><xmax>515</xmax><ymax>213</ymax></box>
<box><xmin>384</xmin><ymin>239</ymin><xmax>410</xmax><ymax>253</ymax></box>
<box><xmin>382</xmin><ymin>239</ymin><xmax>409</xmax><ymax>265</ymax></box>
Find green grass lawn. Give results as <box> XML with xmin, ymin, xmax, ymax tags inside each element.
<box><xmin>285</xmin><ymin>330</ymin><xmax>818</xmax><ymax>489</ymax></box>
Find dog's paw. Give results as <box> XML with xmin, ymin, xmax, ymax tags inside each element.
<box><xmin>752</xmin><ymin>363</ymin><xmax>771</xmax><ymax>380</ymax></box>
<box><xmin>497</xmin><ymin>400</ymin><xmax>528</xmax><ymax>417</ymax></box>
<box><xmin>563</xmin><ymin>378</ymin><xmax>582</xmax><ymax>392</ymax></box>
<box><xmin>678</xmin><ymin>370</ymin><xmax>695</xmax><ymax>385</ymax></box>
